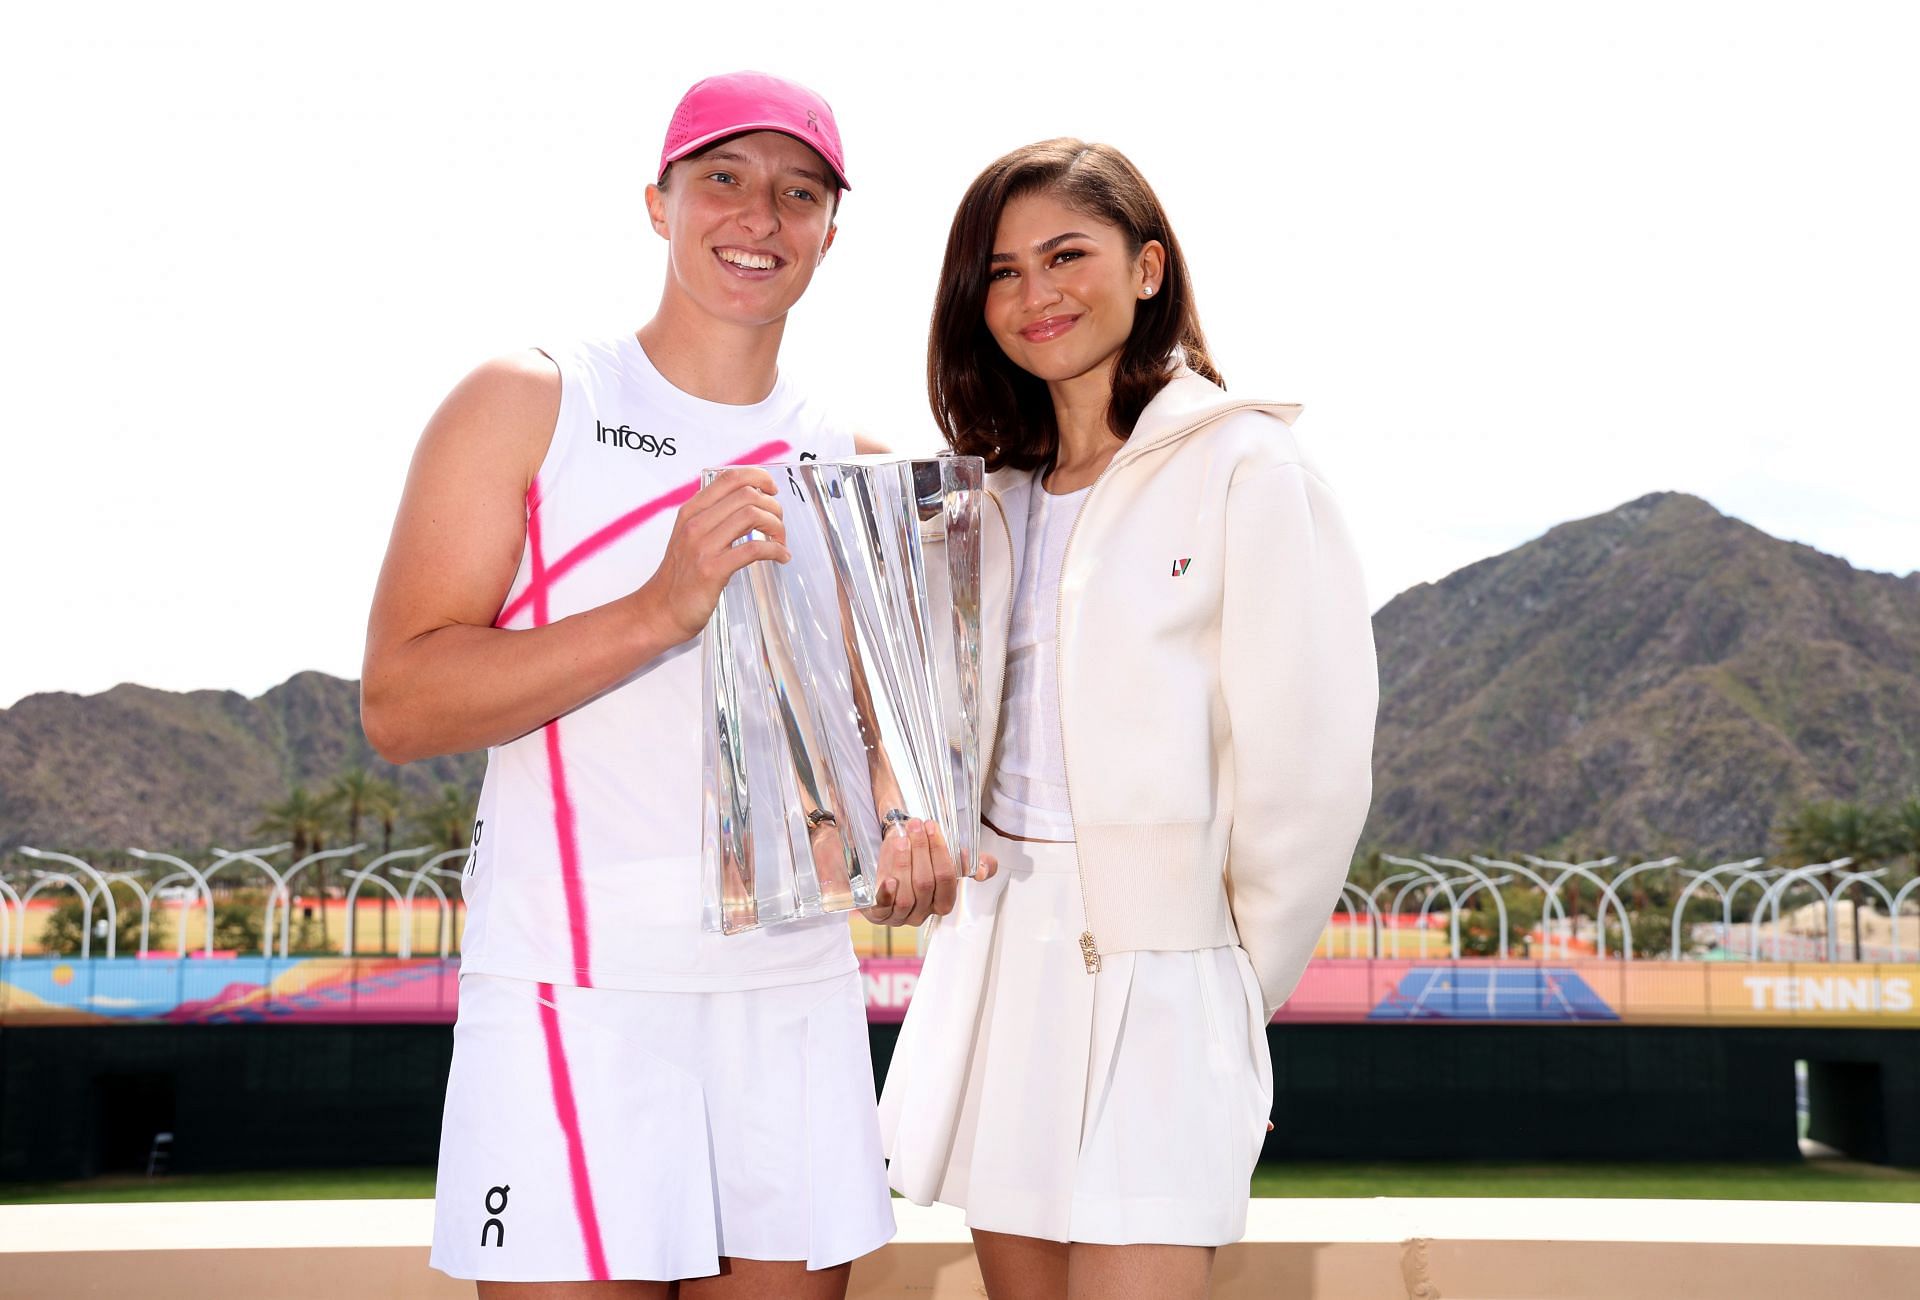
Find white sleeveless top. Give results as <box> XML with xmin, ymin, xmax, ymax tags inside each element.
<box><xmin>461</xmin><ymin>334</ymin><xmax>859</xmax><ymax>992</ymax></box>
<box><xmin>983</xmin><ymin>483</ymin><xmax>1090</xmax><ymax>842</ymax></box>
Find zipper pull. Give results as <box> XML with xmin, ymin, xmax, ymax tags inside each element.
<box><xmin>1079</xmin><ymin>931</ymin><xmax>1101</xmax><ymax>974</ymax></box>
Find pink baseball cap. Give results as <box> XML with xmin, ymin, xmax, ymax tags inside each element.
<box><xmin>657</xmin><ymin>71</ymin><xmax>850</xmax><ymax>192</ymax></box>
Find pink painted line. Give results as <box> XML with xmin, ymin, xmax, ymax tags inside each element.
<box><xmin>537</xmin><ymin>983</ymin><xmax>610</xmax><ymax>1281</ymax></box>
<box><xmin>543</xmin><ymin>721</ymin><xmax>592</xmax><ymax>985</ymax></box>
<box><xmin>495</xmin><ymin>438</ymin><xmax>793</xmax><ymax>628</ymax></box>
<box><xmin>525</xmin><ymin>508</ymin><xmax>594</xmax><ymax>987</ymax></box>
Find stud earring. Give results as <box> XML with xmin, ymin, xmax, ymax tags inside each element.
<box><xmin>1142</xmin><ymin>285</ymin><xmax>1156</xmax><ymax>297</ymax></box>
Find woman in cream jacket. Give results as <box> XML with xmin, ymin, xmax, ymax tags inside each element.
<box><xmin>878</xmin><ymin>139</ymin><xmax>1378</xmax><ymax>1300</ymax></box>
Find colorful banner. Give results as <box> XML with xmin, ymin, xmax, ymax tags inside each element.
<box><xmin>0</xmin><ymin>955</ymin><xmax>457</xmax><ymax>1025</ymax></box>
<box><xmin>4</xmin><ymin>956</ymin><xmax>1918</xmax><ymax>1027</ymax></box>
<box><xmin>1273</xmin><ymin>958</ymin><xmax>1920</xmax><ymax>1026</ymax></box>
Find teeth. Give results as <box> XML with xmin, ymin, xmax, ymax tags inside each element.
<box><xmin>719</xmin><ymin>249</ymin><xmax>776</xmax><ymax>270</ymax></box>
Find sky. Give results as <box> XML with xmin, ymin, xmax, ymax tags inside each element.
<box><xmin>2</xmin><ymin>1</ymin><xmax>1915</xmax><ymax>708</ymax></box>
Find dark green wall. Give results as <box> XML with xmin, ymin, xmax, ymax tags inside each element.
<box><xmin>0</xmin><ymin>1025</ymin><xmax>453</xmax><ymax>1181</ymax></box>
<box><xmin>3</xmin><ymin>1022</ymin><xmax>1916</xmax><ymax>1182</ymax></box>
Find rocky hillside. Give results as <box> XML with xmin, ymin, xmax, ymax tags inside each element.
<box><xmin>1366</xmin><ymin>492</ymin><xmax>1920</xmax><ymax>860</ymax></box>
<box><xmin>3</xmin><ymin>493</ymin><xmax>1916</xmax><ymax>861</ymax></box>
<box><xmin>0</xmin><ymin>672</ymin><xmax>482</xmax><ymax>854</ymax></box>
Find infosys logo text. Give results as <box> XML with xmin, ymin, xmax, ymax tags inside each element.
<box><xmin>596</xmin><ymin>421</ymin><xmax>677</xmax><ymax>457</ymax></box>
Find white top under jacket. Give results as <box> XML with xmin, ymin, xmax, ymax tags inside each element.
<box><xmin>983</xmin><ymin>482</ymin><xmax>1089</xmax><ymax>841</ymax></box>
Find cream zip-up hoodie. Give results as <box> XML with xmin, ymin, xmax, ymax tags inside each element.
<box><xmin>970</xmin><ymin>368</ymin><xmax>1378</xmax><ymax>1017</ymax></box>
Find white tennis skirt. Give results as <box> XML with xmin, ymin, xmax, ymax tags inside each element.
<box><xmin>431</xmin><ymin>969</ymin><xmax>894</xmax><ymax>1283</ymax></box>
<box><xmin>878</xmin><ymin>826</ymin><xmax>1273</xmax><ymax>1247</ymax></box>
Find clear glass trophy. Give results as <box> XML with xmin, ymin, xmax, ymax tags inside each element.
<box><xmin>702</xmin><ymin>455</ymin><xmax>985</xmax><ymax>934</ymax></box>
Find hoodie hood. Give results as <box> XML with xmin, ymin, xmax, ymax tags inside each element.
<box><xmin>983</xmin><ymin>366</ymin><xmax>1302</xmax><ymax>496</ymax></box>
<box><xmin>1115</xmin><ymin>366</ymin><xmax>1302</xmax><ymax>466</ymax></box>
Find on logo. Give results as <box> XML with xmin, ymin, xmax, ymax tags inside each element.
<box><xmin>466</xmin><ymin>819</ymin><xmax>484</xmax><ymax>876</ymax></box>
<box><xmin>481</xmin><ymin>1184</ymin><xmax>510</xmax><ymax>1247</ymax></box>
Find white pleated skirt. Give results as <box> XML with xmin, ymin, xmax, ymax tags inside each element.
<box><xmin>432</xmin><ymin>969</ymin><xmax>894</xmax><ymax>1282</ymax></box>
<box><xmin>878</xmin><ymin>826</ymin><xmax>1273</xmax><ymax>1246</ymax></box>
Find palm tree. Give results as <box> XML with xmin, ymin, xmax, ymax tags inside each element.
<box><xmin>323</xmin><ymin>767</ymin><xmax>379</xmax><ymax>853</ymax></box>
<box><xmin>1830</xmin><ymin>804</ymin><xmax>1901</xmax><ymax>958</ymax></box>
<box><xmin>415</xmin><ymin>783</ymin><xmax>477</xmax><ymax>853</ymax></box>
<box><xmin>1778</xmin><ymin>802</ymin><xmax>1839</xmax><ymax>866</ymax></box>
<box><xmin>257</xmin><ymin>785</ymin><xmax>328</xmax><ymax>862</ymax></box>
<box><xmin>1893</xmin><ymin>797</ymin><xmax>1920</xmax><ymax>867</ymax></box>
<box><xmin>258</xmin><ymin>785</ymin><xmax>333</xmax><ymax>944</ymax></box>
<box><xmin>1778</xmin><ymin>800</ymin><xmax>1898</xmax><ymax>958</ymax></box>
<box><xmin>325</xmin><ymin>767</ymin><xmax>383</xmax><ymax>950</ymax></box>
<box><xmin>1893</xmin><ymin>798</ymin><xmax>1920</xmax><ymax>949</ymax></box>
<box><xmin>366</xmin><ymin>779</ymin><xmax>404</xmax><ymax>857</ymax></box>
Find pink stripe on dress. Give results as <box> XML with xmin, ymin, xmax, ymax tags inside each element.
<box><xmin>526</xmin><ymin>503</ymin><xmax>595</xmax><ymax>986</ymax></box>
<box><xmin>537</xmin><ymin>983</ymin><xmax>610</xmax><ymax>1280</ymax></box>
<box><xmin>495</xmin><ymin>438</ymin><xmax>793</xmax><ymax>629</ymax></box>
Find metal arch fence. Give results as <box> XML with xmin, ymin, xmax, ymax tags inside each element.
<box><xmin>3</xmin><ymin>843</ymin><xmax>1915</xmax><ymax>968</ymax></box>
<box><xmin>1330</xmin><ymin>854</ymin><xmax>1909</xmax><ymax>964</ymax></box>
<box><xmin>0</xmin><ymin>841</ymin><xmax>469</xmax><ymax>962</ymax></box>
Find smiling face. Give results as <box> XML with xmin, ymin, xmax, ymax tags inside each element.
<box><xmin>645</xmin><ymin>130</ymin><xmax>839</xmax><ymax>329</ymax></box>
<box><xmin>983</xmin><ymin>188</ymin><xmax>1164</xmax><ymax>389</ymax></box>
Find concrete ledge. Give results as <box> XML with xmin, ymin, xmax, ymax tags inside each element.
<box><xmin>1</xmin><ymin>1198</ymin><xmax>1916</xmax><ymax>1298</ymax></box>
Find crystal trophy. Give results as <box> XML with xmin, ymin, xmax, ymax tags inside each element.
<box><xmin>702</xmin><ymin>455</ymin><xmax>985</xmax><ymax>934</ymax></box>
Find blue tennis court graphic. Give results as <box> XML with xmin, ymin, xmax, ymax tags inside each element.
<box><xmin>1368</xmin><ymin>966</ymin><xmax>1620</xmax><ymax>1021</ymax></box>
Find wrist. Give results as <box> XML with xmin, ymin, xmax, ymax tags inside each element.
<box><xmin>623</xmin><ymin>582</ymin><xmax>694</xmax><ymax>658</ymax></box>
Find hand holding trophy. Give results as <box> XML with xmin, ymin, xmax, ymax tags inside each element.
<box><xmin>702</xmin><ymin>454</ymin><xmax>992</xmax><ymax>935</ymax></box>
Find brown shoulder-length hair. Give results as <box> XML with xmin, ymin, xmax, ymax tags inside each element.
<box><xmin>927</xmin><ymin>139</ymin><xmax>1220</xmax><ymax>471</ymax></box>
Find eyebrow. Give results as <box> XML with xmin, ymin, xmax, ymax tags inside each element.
<box><xmin>989</xmin><ymin>231</ymin><xmax>1093</xmax><ymax>263</ymax></box>
<box><xmin>698</xmin><ymin>148</ymin><xmax>832</xmax><ymax>190</ymax></box>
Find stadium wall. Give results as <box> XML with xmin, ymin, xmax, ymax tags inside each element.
<box><xmin>5</xmin><ymin>1022</ymin><xmax>1918</xmax><ymax>1182</ymax></box>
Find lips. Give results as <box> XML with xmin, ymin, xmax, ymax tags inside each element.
<box><xmin>1019</xmin><ymin>314</ymin><xmax>1081</xmax><ymax>343</ymax></box>
<box><xmin>715</xmin><ymin>246</ymin><xmax>784</xmax><ymax>278</ymax></box>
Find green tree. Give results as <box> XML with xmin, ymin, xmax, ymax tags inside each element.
<box><xmin>324</xmin><ymin>766</ymin><xmax>396</xmax><ymax>949</ymax></box>
<box><xmin>257</xmin><ymin>785</ymin><xmax>328</xmax><ymax>860</ymax></box>
<box><xmin>1892</xmin><ymin>797</ymin><xmax>1920</xmax><ymax>867</ymax></box>
<box><xmin>365</xmin><ymin>779</ymin><xmax>404</xmax><ymax>856</ymax></box>
<box><xmin>1347</xmin><ymin>849</ymin><xmax>1387</xmax><ymax>893</ymax></box>
<box><xmin>1499</xmin><ymin>884</ymin><xmax>1546</xmax><ymax>958</ymax></box>
<box><xmin>322</xmin><ymin>766</ymin><xmax>380</xmax><ymax>855</ymax></box>
<box><xmin>258</xmin><ymin>785</ymin><xmax>332</xmax><ymax>943</ymax></box>
<box><xmin>1605</xmin><ymin>908</ymin><xmax>1675</xmax><ymax>960</ymax></box>
<box><xmin>40</xmin><ymin>884</ymin><xmax>161</xmax><ymax>956</ymax></box>
<box><xmin>213</xmin><ymin>889</ymin><xmax>267</xmax><ymax>954</ymax></box>
<box><xmin>414</xmin><ymin>783</ymin><xmax>476</xmax><ymax>853</ymax></box>
<box><xmin>1777</xmin><ymin>800</ymin><xmax>1900</xmax><ymax>959</ymax></box>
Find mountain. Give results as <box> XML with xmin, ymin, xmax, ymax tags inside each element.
<box><xmin>1365</xmin><ymin>492</ymin><xmax>1920</xmax><ymax>860</ymax></box>
<box><xmin>0</xmin><ymin>672</ymin><xmax>482</xmax><ymax>854</ymax></box>
<box><xmin>3</xmin><ymin>492</ymin><xmax>1916</xmax><ymax>861</ymax></box>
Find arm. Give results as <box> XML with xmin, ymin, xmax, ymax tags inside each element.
<box><xmin>361</xmin><ymin>351</ymin><xmax>788</xmax><ymax>763</ymax></box>
<box><xmin>1220</xmin><ymin>461</ymin><xmax>1379</xmax><ymax>1017</ymax></box>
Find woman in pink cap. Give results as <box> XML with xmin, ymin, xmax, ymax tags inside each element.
<box><xmin>365</xmin><ymin>71</ymin><xmax>956</xmax><ymax>1297</ymax></box>
<box><xmin>879</xmin><ymin>139</ymin><xmax>1379</xmax><ymax>1298</ymax></box>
